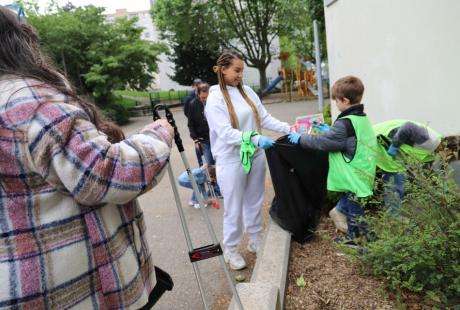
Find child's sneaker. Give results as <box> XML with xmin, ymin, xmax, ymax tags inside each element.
<box><xmin>333</xmin><ymin>236</ymin><xmax>359</xmax><ymax>249</ymax></box>
<box><xmin>223</xmin><ymin>248</ymin><xmax>246</xmax><ymax>270</ymax></box>
<box><xmin>188</xmin><ymin>200</ymin><xmax>195</xmax><ymax>207</ymax></box>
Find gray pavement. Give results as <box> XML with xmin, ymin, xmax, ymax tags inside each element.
<box><xmin>121</xmin><ymin>99</ymin><xmax>322</xmax><ymax>310</ymax></box>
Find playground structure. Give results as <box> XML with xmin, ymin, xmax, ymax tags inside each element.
<box><xmin>260</xmin><ymin>52</ymin><xmax>320</xmax><ymax>101</ymax></box>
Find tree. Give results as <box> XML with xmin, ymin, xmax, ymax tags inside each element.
<box><xmin>152</xmin><ymin>0</ymin><xmax>225</xmax><ymax>85</ymax></box>
<box><xmin>212</xmin><ymin>0</ymin><xmax>282</xmax><ymax>89</ymax></box>
<box><xmin>277</xmin><ymin>0</ymin><xmax>327</xmax><ymax>66</ymax></box>
<box><xmin>28</xmin><ymin>6</ymin><xmax>165</xmax><ymax>106</ymax></box>
<box><xmin>168</xmin><ymin>42</ymin><xmax>219</xmax><ymax>85</ymax></box>
<box><xmin>84</xmin><ymin>17</ymin><xmax>166</xmax><ymax>103</ymax></box>
<box><xmin>154</xmin><ymin>0</ymin><xmax>319</xmax><ymax>89</ymax></box>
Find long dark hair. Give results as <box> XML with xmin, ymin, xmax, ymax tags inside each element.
<box><xmin>213</xmin><ymin>50</ymin><xmax>261</xmax><ymax>131</ymax></box>
<box><xmin>0</xmin><ymin>6</ymin><xmax>124</xmax><ymax>142</ymax></box>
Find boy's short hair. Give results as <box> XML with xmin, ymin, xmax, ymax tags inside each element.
<box><xmin>331</xmin><ymin>75</ymin><xmax>365</xmax><ymax>104</ymax></box>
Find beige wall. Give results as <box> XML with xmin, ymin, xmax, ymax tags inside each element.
<box><xmin>324</xmin><ymin>0</ymin><xmax>460</xmax><ymax>135</ymax></box>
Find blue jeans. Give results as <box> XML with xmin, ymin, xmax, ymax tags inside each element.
<box><xmin>177</xmin><ymin>168</ymin><xmax>208</xmax><ymax>203</ymax></box>
<box><xmin>200</xmin><ymin>141</ymin><xmax>215</xmax><ymax>165</ymax></box>
<box><xmin>383</xmin><ymin>172</ymin><xmax>405</xmax><ymax>215</ymax></box>
<box><xmin>200</xmin><ymin>142</ymin><xmax>222</xmax><ymax>196</ymax></box>
<box><xmin>335</xmin><ymin>193</ymin><xmax>366</xmax><ymax>238</ymax></box>
<box><xmin>195</xmin><ymin>145</ymin><xmax>203</xmax><ymax>166</ymax></box>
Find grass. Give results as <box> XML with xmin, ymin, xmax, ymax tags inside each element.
<box><xmin>115</xmin><ymin>90</ymin><xmax>191</xmax><ymax>101</ymax></box>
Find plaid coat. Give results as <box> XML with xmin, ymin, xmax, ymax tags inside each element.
<box><xmin>0</xmin><ymin>77</ymin><xmax>172</xmax><ymax>309</ymax></box>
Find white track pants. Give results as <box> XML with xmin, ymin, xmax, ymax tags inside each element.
<box><xmin>216</xmin><ymin>152</ymin><xmax>266</xmax><ymax>249</ymax></box>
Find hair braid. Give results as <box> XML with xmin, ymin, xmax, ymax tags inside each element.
<box><xmin>214</xmin><ymin>50</ymin><xmax>261</xmax><ymax>132</ymax></box>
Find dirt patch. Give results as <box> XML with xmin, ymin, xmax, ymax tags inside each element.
<box><xmin>285</xmin><ymin>218</ymin><xmax>395</xmax><ymax>310</ymax></box>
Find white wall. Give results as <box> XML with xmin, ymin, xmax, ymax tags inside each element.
<box><xmin>324</xmin><ymin>0</ymin><xmax>460</xmax><ymax>135</ymax></box>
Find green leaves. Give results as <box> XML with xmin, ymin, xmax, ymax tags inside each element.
<box><xmin>153</xmin><ymin>0</ymin><xmax>323</xmax><ymax>88</ymax></box>
<box><xmin>296</xmin><ymin>275</ymin><xmax>306</xmax><ymax>287</ymax></box>
<box><xmin>356</xmin><ymin>157</ymin><xmax>460</xmax><ymax>307</ymax></box>
<box><xmin>29</xmin><ymin>6</ymin><xmax>163</xmax><ymax>107</ymax></box>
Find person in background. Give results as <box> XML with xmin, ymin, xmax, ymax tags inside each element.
<box><xmin>188</xmin><ymin>82</ymin><xmax>214</xmax><ymax>166</ymax></box>
<box><xmin>373</xmin><ymin>120</ymin><xmax>441</xmax><ymax>214</ymax></box>
<box><xmin>0</xmin><ymin>7</ymin><xmax>174</xmax><ymax>309</ymax></box>
<box><xmin>184</xmin><ymin>78</ymin><xmax>203</xmax><ymax>166</ymax></box>
<box><xmin>183</xmin><ymin>78</ymin><xmax>202</xmax><ymax>117</ymax></box>
<box><xmin>177</xmin><ymin>164</ymin><xmax>217</xmax><ymax>209</ymax></box>
<box><xmin>188</xmin><ymin>82</ymin><xmax>222</xmax><ymax>197</ymax></box>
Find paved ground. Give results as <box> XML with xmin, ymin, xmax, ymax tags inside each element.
<box><xmin>121</xmin><ymin>99</ymin><xmax>323</xmax><ymax>310</ymax></box>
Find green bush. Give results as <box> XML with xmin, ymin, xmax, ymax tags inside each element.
<box><xmin>322</xmin><ymin>103</ymin><xmax>332</xmax><ymax>125</ymax></box>
<box><xmin>114</xmin><ymin>90</ymin><xmax>191</xmax><ymax>101</ymax></box>
<box><xmin>358</xmin><ymin>156</ymin><xmax>460</xmax><ymax>307</ymax></box>
<box><xmin>117</xmin><ymin>97</ymin><xmax>138</xmax><ymax>109</ymax></box>
<box><xmin>102</xmin><ymin>97</ymin><xmax>132</xmax><ymax>125</ymax></box>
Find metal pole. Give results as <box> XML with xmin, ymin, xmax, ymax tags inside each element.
<box><xmin>178</xmin><ymin>152</ymin><xmax>245</xmax><ymax>310</ymax></box>
<box><xmin>165</xmin><ymin>163</ymin><xmax>210</xmax><ymax>310</ymax></box>
<box><xmin>152</xmin><ymin>104</ymin><xmax>244</xmax><ymax>310</ymax></box>
<box><xmin>313</xmin><ymin>20</ymin><xmax>324</xmax><ymax>112</ymax></box>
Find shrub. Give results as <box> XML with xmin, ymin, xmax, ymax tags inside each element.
<box><xmin>102</xmin><ymin>96</ymin><xmax>132</xmax><ymax>125</ymax></box>
<box><xmin>358</xmin><ymin>155</ymin><xmax>460</xmax><ymax>307</ymax></box>
<box><xmin>322</xmin><ymin>103</ymin><xmax>332</xmax><ymax>125</ymax></box>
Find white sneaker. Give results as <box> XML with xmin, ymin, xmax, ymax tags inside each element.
<box><xmin>193</xmin><ymin>203</ymin><xmax>208</xmax><ymax>209</ymax></box>
<box><xmin>247</xmin><ymin>240</ymin><xmax>261</xmax><ymax>255</ymax></box>
<box><xmin>223</xmin><ymin>248</ymin><xmax>246</xmax><ymax>270</ymax></box>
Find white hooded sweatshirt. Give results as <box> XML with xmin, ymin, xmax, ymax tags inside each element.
<box><xmin>205</xmin><ymin>84</ymin><xmax>290</xmax><ymax>165</ymax></box>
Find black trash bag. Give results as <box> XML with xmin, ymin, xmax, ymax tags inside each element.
<box><xmin>265</xmin><ymin>135</ymin><xmax>329</xmax><ymax>243</ymax></box>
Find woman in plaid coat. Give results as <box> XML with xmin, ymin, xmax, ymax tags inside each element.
<box><xmin>0</xmin><ymin>7</ymin><xmax>173</xmax><ymax>309</ymax></box>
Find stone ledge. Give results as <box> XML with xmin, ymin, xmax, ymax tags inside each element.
<box><xmin>228</xmin><ymin>219</ymin><xmax>291</xmax><ymax>310</ymax></box>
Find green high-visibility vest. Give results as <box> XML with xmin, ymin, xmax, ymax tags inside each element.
<box><xmin>328</xmin><ymin>115</ymin><xmax>377</xmax><ymax>198</ymax></box>
<box><xmin>373</xmin><ymin>120</ymin><xmax>441</xmax><ymax>173</ymax></box>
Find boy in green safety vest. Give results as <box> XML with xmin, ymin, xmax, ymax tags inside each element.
<box><xmin>374</xmin><ymin>120</ymin><xmax>442</xmax><ymax>214</ymax></box>
<box><xmin>288</xmin><ymin>76</ymin><xmax>377</xmax><ymax>245</ymax></box>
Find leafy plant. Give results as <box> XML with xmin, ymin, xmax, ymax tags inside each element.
<box><xmin>357</xmin><ymin>154</ymin><xmax>460</xmax><ymax>307</ymax></box>
<box><xmin>296</xmin><ymin>275</ymin><xmax>306</xmax><ymax>287</ymax></box>
<box><xmin>322</xmin><ymin>103</ymin><xmax>332</xmax><ymax>125</ymax></box>
<box><xmin>102</xmin><ymin>96</ymin><xmax>132</xmax><ymax>125</ymax></box>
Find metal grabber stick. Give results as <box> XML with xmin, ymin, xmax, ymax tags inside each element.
<box><xmin>152</xmin><ymin>103</ymin><xmax>244</xmax><ymax>310</ymax></box>
<box><xmin>197</xmin><ymin>143</ymin><xmax>220</xmax><ymax>209</ymax></box>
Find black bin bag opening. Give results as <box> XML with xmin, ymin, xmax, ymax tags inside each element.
<box><xmin>265</xmin><ymin>135</ymin><xmax>329</xmax><ymax>243</ymax></box>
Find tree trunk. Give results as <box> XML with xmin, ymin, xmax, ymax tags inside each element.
<box><xmin>258</xmin><ymin>65</ymin><xmax>268</xmax><ymax>90</ymax></box>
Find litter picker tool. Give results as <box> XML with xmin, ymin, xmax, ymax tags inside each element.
<box><xmin>151</xmin><ymin>103</ymin><xmax>243</xmax><ymax>310</ymax></box>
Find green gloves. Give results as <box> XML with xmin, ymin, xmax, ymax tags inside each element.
<box><xmin>240</xmin><ymin>131</ymin><xmax>259</xmax><ymax>174</ymax></box>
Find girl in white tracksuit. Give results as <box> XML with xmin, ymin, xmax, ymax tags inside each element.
<box><xmin>205</xmin><ymin>50</ymin><xmax>290</xmax><ymax>270</ymax></box>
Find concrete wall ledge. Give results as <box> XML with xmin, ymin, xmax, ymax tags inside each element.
<box><xmin>229</xmin><ymin>219</ymin><xmax>291</xmax><ymax>310</ymax></box>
